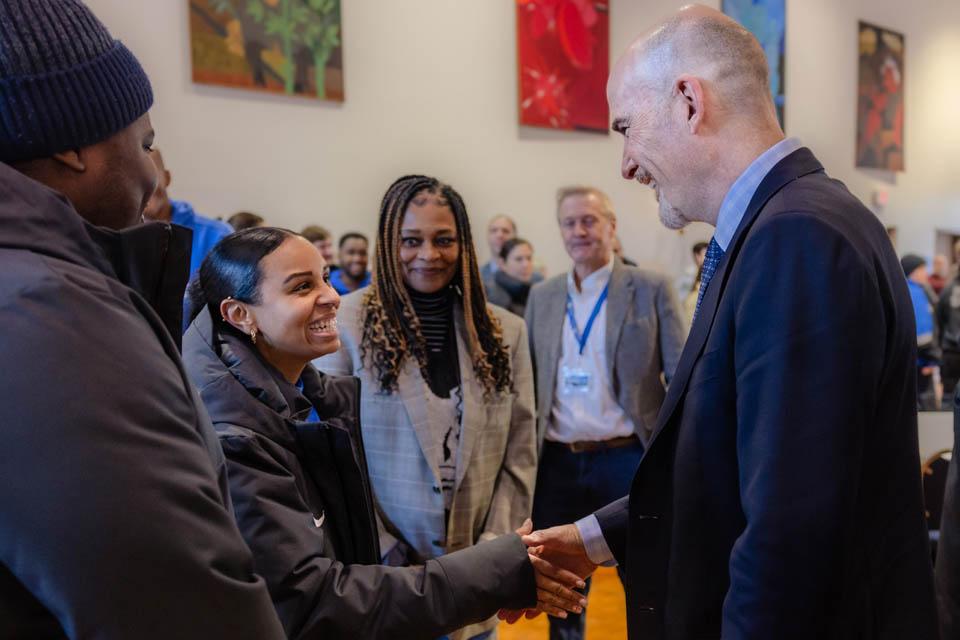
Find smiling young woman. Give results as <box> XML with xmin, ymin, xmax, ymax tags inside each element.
<box><xmin>180</xmin><ymin>227</ymin><xmax>572</xmax><ymax>638</ymax></box>
<box><xmin>316</xmin><ymin>175</ymin><xmax>538</xmax><ymax>640</ymax></box>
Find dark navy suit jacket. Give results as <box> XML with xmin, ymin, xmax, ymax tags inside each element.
<box><xmin>595</xmin><ymin>148</ymin><xmax>938</xmax><ymax>639</ymax></box>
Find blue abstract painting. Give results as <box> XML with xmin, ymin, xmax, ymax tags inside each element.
<box><xmin>722</xmin><ymin>0</ymin><xmax>786</xmax><ymax>127</ymax></box>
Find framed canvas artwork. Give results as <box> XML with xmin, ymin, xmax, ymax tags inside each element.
<box><xmin>722</xmin><ymin>0</ymin><xmax>786</xmax><ymax>127</ymax></box>
<box><xmin>189</xmin><ymin>0</ymin><xmax>344</xmax><ymax>102</ymax></box>
<box><xmin>856</xmin><ymin>21</ymin><xmax>904</xmax><ymax>171</ymax></box>
<box><xmin>516</xmin><ymin>0</ymin><xmax>610</xmax><ymax>133</ymax></box>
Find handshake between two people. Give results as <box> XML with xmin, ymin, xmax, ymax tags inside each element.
<box><xmin>501</xmin><ymin>520</ymin><xmax>600</xmax><ymax>624</ymax></box>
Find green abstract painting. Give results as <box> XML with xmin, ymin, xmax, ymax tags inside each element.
<box><xmin>189</xmin><ymin>0</ymin><xmax>344</xmax><ymax>101</ymax></box>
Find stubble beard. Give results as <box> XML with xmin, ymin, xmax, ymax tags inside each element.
<box><xmin>657</xmin><ymin>192</ymin><xmax>689</xmax><ymax>231</ymax></box>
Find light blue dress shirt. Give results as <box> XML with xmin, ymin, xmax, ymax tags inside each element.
<box><xmin>574</xmin><ymin>137</ymin><xmax>804</xmax><ymax>566</ymax></box>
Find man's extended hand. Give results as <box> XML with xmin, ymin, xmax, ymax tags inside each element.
<box><xmin>499</xmin><ymin>523</ymin><xmax>598</xmax><ymax>624</ymax></box>
<box><xmin>525</xmin><ymin>524</ymin><xmax>598</xmax><ymax>580</ymax></box>
<box><xmin>505</xmin><ymin>520</ymin><xmax>588</xmax><ymax>620</ymax></box>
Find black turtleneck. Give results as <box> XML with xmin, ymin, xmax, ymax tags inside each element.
<box><xmin>407</xmin><ymin>286</ymin><xmax>460</xmax><ymax>398</ymax></box>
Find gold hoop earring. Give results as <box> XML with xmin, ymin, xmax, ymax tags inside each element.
<box><xmin>250</xmin><ymin>328</ymin><xmax>258</xmax><ymax>344</ymax></box>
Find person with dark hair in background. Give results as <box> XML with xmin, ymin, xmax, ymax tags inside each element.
<box><xmin>142</xmin><ymin>148</ymin><xmax>233</xmax><ymax>279</ymax></box>
<box><xmin>229</xmin><ymin>210</ymin><xmax>265</xmax><ymax>231</ymax></box>
<box><xmin>937</xmin><ymin>265</ymin><xmax>960</xmax><ymax>400</ymax></box>
<box><xmin>681</xmin><ymin>242</ymin><xmax>709</xmax><ymax>329</ymax></box>
<box><xmin>316</xmin><ymin>175</ymin><xmax>539</xmax><ymax>640</ymax></box>
<box><xmin>181</xmin><ymin>227</ymin><xmax>583</xmax><ymax>639</ymax></box>
<box><xmin>676</xmin><ymin>240</ymin><xmax>708</xmax><ymax>301</ymax></box>
<box><xmin>930</xmin><ymin>255</ymin><xmax>949</xmax><ymax>295</ymax></box>
<box><xmin>329</xmin><ymin>232</ymin><xmax>371</xmax><ymax>295</ymax></box>
<box><xmin>0</xmin><ymin>0</ymin><xmax>286</xmax><ymax>636</ymax></box>
<box><xmin>485</xmin><ymin>238</ymin><xmax>536</xmax><ymax>317</ymax></box>
<box><xmin>302</xmin><ymin>224</ymin><xmax>337</xmax><ymax>268</ymax></box>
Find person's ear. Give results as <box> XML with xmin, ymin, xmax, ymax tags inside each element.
<box><xmin>51</xmin><ymin>150</ymin><xmax>85</xmax><ymax>173</ymax></box>
<box><xmin>675</xmin><ymin>75</ymin><xmax>706</xmax><ymax>134</ymax></box>
<box><xmin>163</xmin><ymin>169</ymin><xmax>172</xmax><ymax>188</ymax></box>
<box><xmin>220</xmin><ymin>298</ymin><xmax>257</xmax><ymax>338</ymax></box>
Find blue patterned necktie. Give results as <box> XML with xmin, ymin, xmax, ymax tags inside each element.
<box><xmin>694</xmin><ymin>237</ymin><xmax>724</xmax><ymax>319</ymax></box>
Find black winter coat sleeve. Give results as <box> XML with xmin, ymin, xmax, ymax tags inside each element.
<box><xmin>220</xmin><ymin>429</ymin><xmax>537</xmax><ymax>640</ymax></box>
<box><xmin>0</xmin><ymin>262</ymin><xmax>285</xmax><ymax>639</ymax></box>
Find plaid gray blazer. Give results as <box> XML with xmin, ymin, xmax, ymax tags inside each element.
<box><xmin>315</xmin><ymin>291</ymin><xmax>537</xmax><ymax>636</ymax></box>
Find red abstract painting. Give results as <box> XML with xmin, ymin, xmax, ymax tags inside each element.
<box><xmin>516</xmin><ymin>0</ymin><xmax>609</xmax><ymax>133</ymax></box>
<box><xmin>856</xmin><ymin>22</ymin><xmax>904</xmax><ymax>171</ymax></box>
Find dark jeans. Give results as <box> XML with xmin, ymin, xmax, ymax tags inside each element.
<box><xmin>919</xmin><ymin>366</ymin><xmax>938</xmax><ymax>411</ymax></box>
<box><xmin>532</xmin><ymin>438</ymin><xmax>643</xmax><ymax>640</ymax></box>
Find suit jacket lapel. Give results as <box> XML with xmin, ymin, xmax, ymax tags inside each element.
<box><xmin>396</xmin><ymin>355</ymin><xmax>443</xmax><ymax>485</ymax></box>
<box><xmin>605</xmin><ymin>260</ymin><xmax>631</xmax><ymax>384</ymax></box>
<box><xmin>646</xmin><ymin>147</ymin><xmax>825</xmax><ymax>450</ymax></box>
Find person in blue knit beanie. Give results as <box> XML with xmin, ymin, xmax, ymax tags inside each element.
<box><xmin>0</xmin><ymin>0</ymin><xmax>156</xmax><ymax>229</ymax></box>
<box><xmin>0</xmin><ymin>2</ymin><xmax>291</xmax><ymax>638</ymax></box>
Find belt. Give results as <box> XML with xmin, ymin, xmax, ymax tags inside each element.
<box><xmin>551</xmin><ymin>434</ymin><xmax>639</xmax><ymax>454</ymax></box>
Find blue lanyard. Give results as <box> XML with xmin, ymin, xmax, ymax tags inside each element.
<box><xmin>566</xmin><ymin>284</ymin><xmax>609</xmax><ymax>356</ymax></box>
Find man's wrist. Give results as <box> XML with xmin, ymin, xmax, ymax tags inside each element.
<box><xmin>574</xmin><ymin>515</ymin><xmax>617</xmax><ymax>567</ymax></box>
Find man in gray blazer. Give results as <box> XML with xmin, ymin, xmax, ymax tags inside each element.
<box><xmin>524</xmin><ymin>185</ymin><xmax>684</xmax><ymax>639</ymax></box>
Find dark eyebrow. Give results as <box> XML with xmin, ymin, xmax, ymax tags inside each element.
<box><xmin>611</xmin><ymin>118</ymin><xmax>627</xmax><ymax>134</ymax></box>
<box><xmin>283</xmin><ymin>271</ymin><xmax>313</xmax><ymax>284</ymax></box>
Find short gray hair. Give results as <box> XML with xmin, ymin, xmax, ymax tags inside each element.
<box><xmin>638</xmin><ymin>11</ymin><xmax>773</xmax><ymax>115</ymax></box>
<box><xmin>556</xmin><ymin>185</ymin><xmax>616</xmax><ymax>220</ymax></box>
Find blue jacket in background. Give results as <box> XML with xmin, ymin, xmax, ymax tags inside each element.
<box><xmin>329</xmin><ymin>268</ymin><xmax>371</xmax><ymax>295</ymax></box>
<box><xmin>908</xmin><ymin>279</ymin><xmax>935</xmax><ymax>340</ymax></box>
<box><xmin>171</xmin><ymin>200</ymin><xmax>233</xmax><ymax>277</ymax></box>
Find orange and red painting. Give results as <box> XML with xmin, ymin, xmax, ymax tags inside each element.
<box><xmin>516</xmin><ymin>0</ymin><xmax>609</xmax><ymax>133</ymax></box>
<box><xmin>856</xmin><ymin>22</ymin><xmax>904</xmax><ymax>171</ymax></box>
<box><xmin>189</xmin><ymin>0</ymin><xmax>343</xmax><ymax>102</ymax></box>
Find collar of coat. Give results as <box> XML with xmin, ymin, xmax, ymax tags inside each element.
<box><xmin>0</xmin><ymin>162</ymin><xmax>191</xmax><ymax>346</ymax></box>
<box><xmin>184</xmin><ymin>309</ymin><xmax>362</xmax><ymax>446</ymax></box>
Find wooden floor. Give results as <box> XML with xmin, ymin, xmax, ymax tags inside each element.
<box><xmin>499</xmin><ymin>566</ymin><xmax>627</xmax><ymax>639</ymax></box>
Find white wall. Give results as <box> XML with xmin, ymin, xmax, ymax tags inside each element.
<box><xmin>85</xmin><ymin>0</ymin><xmax>960</xmax><ymax>279</ymax></box>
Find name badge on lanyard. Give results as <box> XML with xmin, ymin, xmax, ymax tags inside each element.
<box><xmin>560</xmin><ymin>284</ymin><xmax>608</xmax><ymax>396</ymax></box>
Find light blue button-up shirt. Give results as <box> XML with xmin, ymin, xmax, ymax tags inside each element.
<box><xmin>712</xmin><ymin>136</ymin><xmax>802</xmax><ymax>251</ymax></box>
<box><xmin>574</xmin><ymin>137</ymin><xmax>805</xmax><ymax>566</ymax></box>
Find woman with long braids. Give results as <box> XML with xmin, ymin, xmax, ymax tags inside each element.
<box><xmin>317</xmin><ymin>175</ymin><xmax>538</xmax><ymax>640</ymax></box>
<box><xmin>181</xmin><ymin>228</ymin><xmax>582</xmax><ymax>639</ymax></box>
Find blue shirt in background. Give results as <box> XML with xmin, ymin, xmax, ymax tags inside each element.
<box><xmin>907</xmin><ymin>279</ymin><xmax>936</xmax><ymax>365</ymax></box>
<box><xmin>171</xmin><ymin>200</ymin><xmax>233</xmax><ymax>278</ymax></box>
<box><xmin>330</xmin><ymin>269</ymin><xmax>371</xmax><ymax>295</ymax></box>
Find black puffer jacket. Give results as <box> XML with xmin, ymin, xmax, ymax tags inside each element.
<box><xmin>0</xmin><ymin>163</ymin><xmax>284</xmax><ymax>638</ymax></box>
<box><xmin>182</xmin><ymin>309</ymin><xmax>537</xmax><ymax>640</ymax></box>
